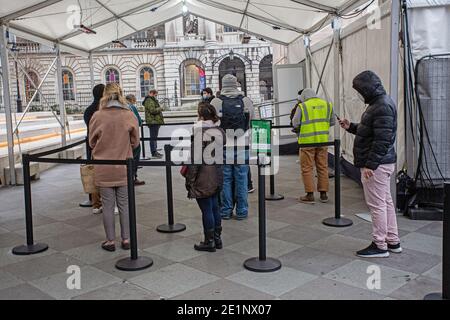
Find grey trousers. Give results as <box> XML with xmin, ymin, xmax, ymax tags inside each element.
<box><xmin>99</xmin><ymin>186</ymin><xmax>130</xmax><ymax>241</ymax></box>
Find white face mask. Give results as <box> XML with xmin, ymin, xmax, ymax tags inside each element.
<box><xmin>357</xmin><ymin>92</ymin><xmax>365</xmax><ymax>103</ymax></box>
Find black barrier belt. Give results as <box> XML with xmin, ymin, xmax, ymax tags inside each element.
<box><xmin>29</xmin><ymin>138</ymin><xmax>86</xmax><ymax>159</ymax></box>
<box><xmin>142</xmin><ymin>122</ymin><xmax>195</xmax><ymax>127</ymax></box>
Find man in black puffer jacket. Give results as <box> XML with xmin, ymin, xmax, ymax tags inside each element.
<box><xmin>339</xmin><ymin>70</ymin><xmax>401</xmax><ymax>259</ymax></box>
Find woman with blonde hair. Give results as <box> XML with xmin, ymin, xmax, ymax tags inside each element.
<box><xmin>89</xmin><ymin>83</ymin><xmax>140</xmax><ymax>252</ymax></box>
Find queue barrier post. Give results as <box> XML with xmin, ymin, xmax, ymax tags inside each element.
<box><xmin>115</xmin><ymin>158</ymin><xmax>153</xmax><ymax>271</ymax></box>
<box><xmin>322</xmin><ymin>139</ymin><xmax>353</xmax><ymax>228</ymax></box>
<box><xmin>12</xmin><ymin>153</ymin><xmax>49</xmax><ymax>255</ymax></box>
<box><xmin>424</xmin><ymin>182</ymin><xmax>450</xmax><ymax>300</ymax></box>
<box><xmin>244</xmin><ymin>155</ymin><xmax>282</xmax><ymax>272</ymax></box>
<box><xmin>79</xmin><ymin>137</ymin><xmax>93</xmax><ymax>208</ymax></box>
<box><xmin>266</xmin><ymin>151</ymin><xmax>284</xmax><ymax>201</ymax></box>
<box><xmin>156</xmin><ymin>144</ymin><xmax>186</xmax><ymax>233</ymax></box>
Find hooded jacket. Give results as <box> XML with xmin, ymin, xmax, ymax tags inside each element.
<box><xmin>185</xmin><ymin>120</ymin><xmax>226</xmax><ymax>199</ymax></box>
<box><xmin>291</xmin><ymin>88</ymin><xmax>335</xmax><ymax>131</ymax></box>
<box><xmin>89</xmin><ymin>100</ymin><xmax>140</xmax><ymax>187</ymax></box>
<box><xmin>347</xmin><ymin>71</ymin><xmax>397</xmax><ymax>170</ymax></box>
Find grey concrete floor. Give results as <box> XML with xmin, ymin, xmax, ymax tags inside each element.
<box><xmin>0</xmin><ymin>155</ymin><xmax>443</xmax><ymax>300</ymax></box>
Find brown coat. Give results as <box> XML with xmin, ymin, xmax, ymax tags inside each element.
<box><xmin>185</xmin><ymin>121</ymin><xmax>226</xmax><ymax>199</ymax></box>
<box><xmin>89</xmin><ymin>101</ymin><xmax>140</xmax><ymax>187</ymax></box>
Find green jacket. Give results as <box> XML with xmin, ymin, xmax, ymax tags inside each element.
<box><xmin>144</xmin><ymin>96</ymin><xmax>164</xmax><ymax>125</ymax></box>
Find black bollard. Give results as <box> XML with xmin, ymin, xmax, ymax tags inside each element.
<box><xmin>141</xmin><ymin>125</ymin><xmax>147</xmax><ymax>159</ymax></box>
<box><xmin>157</xmin><ymin>144</ymin><xmax>186</xmax><ymax>233</ymax></box>
<box><xmin>79</xmin><ymin>137</ymin><xmax>93</xmax><ymax>208</ymax></box>
<box><xmin>424</xmin><ymin>182</ymin><xmax>450</xmax><ymax>300</ymax></box>
<box><xmin>12</xmin><ymin>153</ymin><xmax>49</xmax><ymax>255</ymax></box>
<box><xmin>116</xmin><ymin>158</ymin><xmax>153</xmax><ymax>271</ymax></box>
<box><xmin>244</xmin><ymin>157</ymin><xmax>282</xmax><ymax>272</ymax></box>
<box><xmin>322</xmin><ymin>139</ymin><xmax>353</xmax><ymax>228</ymax></box>
<box><xmin>265</xmin><ymin>158</ymin><xmax>284</xmax><ymax>201</ymax></box>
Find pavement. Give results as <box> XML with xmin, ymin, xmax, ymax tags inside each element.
<box><xmin>0</xmin><ymin>155</ymin><xmax>443</xmax><ymax>300</ymax></box>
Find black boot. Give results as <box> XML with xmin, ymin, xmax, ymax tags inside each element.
<box><xmin>214</xmin><ymin>226</ymin><xmax>223</xmax><ymax>249</ymax></box>
<box><xmin>194</xmin><ymin>229</ymin><xmax>216</xmax><ymax>252</ymax></box>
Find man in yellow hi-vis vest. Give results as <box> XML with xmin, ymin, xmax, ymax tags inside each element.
<box><xmin>292</xmin><ymin>88</ymin><xmax>335</xmax><ymax>204</ymax></box>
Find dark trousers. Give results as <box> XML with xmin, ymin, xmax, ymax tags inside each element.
<box><xmin>133</xmin><ymin>145</ymin><xmax>141</xmax><ymax>179</ymax></box>
<box><xmin>149</xmin><ymin>125</ymin><xmax>160</xmax><ymax>155</ymax></box>
<box><xmin>196</xmin><ymin>193</ymin><xmax>221</xmax><ymax>231</ymax></box>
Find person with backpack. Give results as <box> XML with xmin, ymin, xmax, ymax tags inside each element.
<box><xmin>210</xmin><ymin>74</ymin><xmax>254</xmax><ymax>220</ymax></box>
<box><xmin>185</xmin><ymin>102</ymin><xmax>226</xmax><ymax>252</ymax></box>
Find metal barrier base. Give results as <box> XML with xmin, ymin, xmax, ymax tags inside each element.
<box><xmin>244</xmin><ymin>257</ymin><xmax>282</xmax><ymax>273</ymax></box>
<box><xmin>266</xmin><ymin>194</ymin><xmax>285</xmax><ymax>201</ymax></box>
<box><xmin>424</xmin><ymin>293</ymin><xmax>447</xmax><ymax>300</ymax></box>
<box><xmin>322</xmin><ymin>217</ymin><xmax>353</xmax><ymax>228</ymax></box>
<box><xmin>157</xmin><ymin>223</ymin><xmax>186</xmax><ymax>233</ymax></box>
<box><xmin>79</xmin><ymin>200</ymin><xmax>93</xmax><ymax>208</ymax></box>
<box><xmin>12</xmin><ymin>243</ymin><xmax>48</xmax><ymax>255</ymax></box>
<box><xmin>115</xmin><ymin>256</ymin><xmax>153</xmax><ymax>271</ymax></box>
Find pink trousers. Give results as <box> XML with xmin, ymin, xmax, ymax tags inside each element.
<box><xmin>361</xmin><ymin>163</ymin><xmax>400</xmax><ymax>250</ymax></box>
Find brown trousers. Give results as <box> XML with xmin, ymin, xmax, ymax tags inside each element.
<box><xmin>92</xmin><ymin>191</ymin><xmax>102</xmax><ymax>209</ymax></box>
<box><xmin>300</xmin><ymin>147</ymin><xmax>329</xmax><ymax>193</ymax></box>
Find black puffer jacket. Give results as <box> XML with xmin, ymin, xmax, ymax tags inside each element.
<box><xmin>347</xmin><ymin>71</ymin><xmax>397</xmax><ymax>170</ymax></box>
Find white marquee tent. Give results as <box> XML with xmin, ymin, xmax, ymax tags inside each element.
<box><xmin>1</xmin><ymin>0</ymin><xmax>448</xmax><ymax>186</ymax></box>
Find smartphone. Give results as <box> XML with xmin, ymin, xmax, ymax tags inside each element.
<box><xmin>334</xmin><ymin>113</ymin><xmax>341</xmax><ymax>121</ymax></box>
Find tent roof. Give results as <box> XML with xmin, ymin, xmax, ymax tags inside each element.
<box><xmin>0</xmin><ymin>0</ymin><xmax>370</xmax><ymax>55</ymax></box>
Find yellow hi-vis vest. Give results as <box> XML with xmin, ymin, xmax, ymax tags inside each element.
<box><xmin>298</xmin><ymin>98</ymin><xmax>332</xmax><ymax>145</ymax></box>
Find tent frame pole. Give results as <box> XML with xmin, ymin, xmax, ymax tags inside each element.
<box><xmin>55</xmin><ymin>43</ymin><xmax>67</xmax><ymax>147</ymax></box>
<box><xmin>0</xmin><ymin>24</ymin><xmax>16</xmax><ymax>185</ymax></box>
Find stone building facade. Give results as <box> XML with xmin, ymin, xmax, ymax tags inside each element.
<box><xmin>1</xmin><ymin>16</ymin><xmax>274</xmax><ymax>112</ymax></box>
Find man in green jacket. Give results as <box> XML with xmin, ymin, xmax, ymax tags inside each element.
<box><xmin>143</xmin><ymin>89</ymin><xmax>164</xmax><ymax>158</ymax></box>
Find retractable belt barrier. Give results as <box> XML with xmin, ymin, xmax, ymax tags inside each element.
<box><xmin>11</xmin><ymin>138</ymin><xmax>281</xmax><ymax>273</ymax></box>
<box><xmin>424</xmin><ymin>182</ymin><xmax>450</xmax><ymax>300</ymax></box>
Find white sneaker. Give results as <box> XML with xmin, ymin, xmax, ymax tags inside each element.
<box><xmin>114</xmin><ymin>207</ymin><xmax>119</xmax><ymax>215</ymax></box>
<box><xmin>92</xmin><ymin>207</ymin><xmax>102</xmax><ymax>214</ymax></box>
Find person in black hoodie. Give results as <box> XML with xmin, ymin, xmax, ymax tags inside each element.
<box><xmin>339</xmin><ymin>70</ymin><xmax>401</xmax><ymax>259</ymax></box>
<box><xmin>83</xmin><ymin>84</ymin><xmax>105</xmax><ymax>214</ymax></box>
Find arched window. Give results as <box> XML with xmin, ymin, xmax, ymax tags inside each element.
<box><xmin>105</xmin><ymin>67</ymin><xmax>120</xmax><ymax>85</ymax></box>
<box><xmin>62</xmin><ymin>69</ymin><xmax>75</xmax><ymax>101</ymax></box>
<box><xmin>259</xmin><ymin>55</ymin><xmax>273</xmax><ymax>101</ymax></box>
<box><xmin>219</xmin><ymin>57</ymin><xmax>246</xmax><ymax>95</ymax></box>
<box><xmin>139</xmin><ymin>67</ymin><xmax>155</xmax><ymax>98</ymax></box>
<box><xmin>24</xmin><ymin>70</ymin><xmax>40</xmax><ymax>102</ymax></box>
<box><xmin>181</xmin><ymin>60</ymin><xmax>205</xmax><ymax>97</ymax></box>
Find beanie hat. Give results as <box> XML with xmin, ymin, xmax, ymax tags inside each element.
<box><xmin>221</xmin><ymin>74</ymin><xmax>238</xmax><ymax>90</ymax></box>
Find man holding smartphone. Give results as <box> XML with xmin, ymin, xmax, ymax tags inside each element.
<box><xmin>339</xmin><ymin>70</ymin><xmax>400</xmax><ymax>258</ymax></box>
<box><xmin>292</xmin><ymin>88</ymin><xmax>335</xmax><ymax>204</ymax></box>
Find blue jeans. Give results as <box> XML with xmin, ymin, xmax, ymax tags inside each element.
<box><xmin>221</xmin><ymin>163</ymin><xmax>249</xmax><ymax>218</ymax></box>
<box><xmin>149</xmin><ymin>125</ymin><xmax>160</xmax><ymax>155</ymax></box>
<box><xmin>196</xmin><ymin>194</ymin><xmax>221</xmax><ymax>231</ymax></box>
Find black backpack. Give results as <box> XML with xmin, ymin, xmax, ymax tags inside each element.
<box><xmin>219</xmin><ymin>95</ymin><xmax>247</xmax><ymax>131</ymax></box>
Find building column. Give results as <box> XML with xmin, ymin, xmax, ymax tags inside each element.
<box><xmin>89</xmin><ymin>53</ymin><xmax>95</xmax><ymax>88</ymax></box>
<box><xmin>205</xmin><ymin>20</ymin><xmax>217</xmax><ymax>47</ymax></box>
<box><xmin>0</xmin><ymin>25</ymin><xmax>16</xmax><ymax>185</ymax></box>
<box><xmin>55</xmin><ymin>44</ymin><xmax>67</xmax><ymax>147</ymax></box>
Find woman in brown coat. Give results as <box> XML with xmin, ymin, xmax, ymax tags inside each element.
<box><xmin>185</xmin><ymin>102</ymin><xmax>226</xmax><ymax>252</ymax></box>
<box><xmin>89</xmin><ymin>83</ymin><xmax>140</xmax><ymax>252</ymax></box>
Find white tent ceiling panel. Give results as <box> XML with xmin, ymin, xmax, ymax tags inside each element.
<box><xmin>63</xmin><ymin>20</ymin><xmax>135</xmax><ymax>51</ymax></box>
<box><xmin>0</xmin><ymin>0</ymin><xmax>48</xmax><ymax>18</ymax></box>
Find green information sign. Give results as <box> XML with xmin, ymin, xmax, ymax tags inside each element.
<box><xmin>251</xmin><ymin>120</ymin><xmax>272</xmax><ymax>154</ymax></box>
